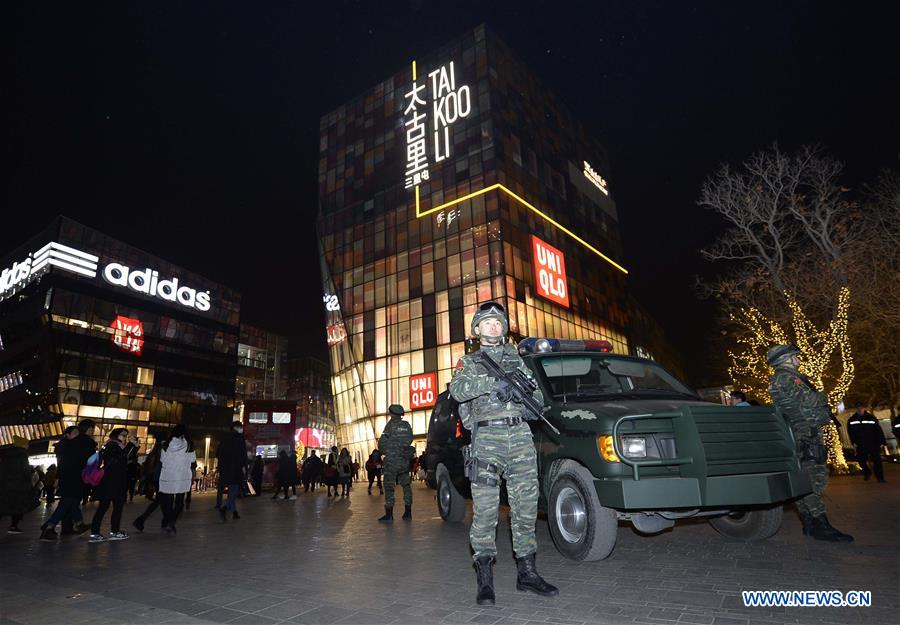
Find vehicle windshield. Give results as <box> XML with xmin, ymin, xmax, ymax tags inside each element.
<box><xmin>537</xmin><ymin>355</ymin><xmax>696</xmax><ymax>399</ymax></box>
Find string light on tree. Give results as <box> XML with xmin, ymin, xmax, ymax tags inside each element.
<box><xmin>727</xmin><ymin>287</ymin><xmax>852</xmax><ymax>472</ymax></box>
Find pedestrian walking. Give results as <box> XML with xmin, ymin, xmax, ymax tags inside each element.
<box><xmin>275</xmin><ymin>450</ymin><xmax>297</xmax><ymax>500</ymax></box>
<box><xmin>39</xmin><ymin>422</ymin><xmax>96</xmax><ymax>540</ymax></box>
<box><xmin>157</xmin><ymin>425</ymin><xmax>196</xmax><ymax>533</ymax></box>
<box><xmin>132</xmin><ymin>440</ymin><xmax>163</xmax><ymax>533</ymax></box>
<box><xmin>366</xmin><ymin>450</ymin><xmax>383</xmax><ymax>495</ymax></box>
<box><xmin>302</xmin><ymin>450</ymin><xmax>322</xmax><ymax>492</ymax></box>
<box><xmin>324</xmin><ymin>446</ymin><xmax>339</xmax><ymax>497</ymax></box>
<box><xmin>250</xmin><ymin>455</ymin><xmax>264</xmax><ymax>496</ymax></box>
<box><xmin>848</xmin><ymin>402</ymin><xmax>887</xmax><ymax>482</ymax></box>
<box><xmin>216</xmin><ymin>421</ymin><xmax>247</xmax><ymax>521</ymax></box>
<box><xmin>767</xmin><ymin>344</ymin><xmax>853</xmax><ymax>542</ymax></box>
<box><xmin>89</xmin><ymin>428</ymin><xmax>131</xmax><ymax>543</ymax></box>
<box><xmin>337</xmin><ymin>448</ymin><xmax>353</xmax><ymax>497</ymax></box>
<box><xmin>42</xmin><ymin>464</ymin><xmax>58</xmax><ymax>504</ymax></box>
<box><xmin>0</xmin><ymin>440</ymin><xmax>40</xmax><ymax>534</ymax></box>
<box><xmin>377</xmin><ymin>405</ymin><xmax>414</xmax><ymax>522</ymax></box>
<box><xmin>125</xmin><ymin>435</ymin><xmax>140</xmax><ymax>502</ymax></box>
<box><xmin>449</xmin><ymin>302</ymin><xmax>558</xmax><ymax>605</ymax></box>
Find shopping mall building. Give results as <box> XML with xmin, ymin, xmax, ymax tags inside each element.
<box><xmin>0</xmin><ymin>217</ymin><xmax>241</xmax><ymax>461</ymax></box>
<box><xmin>318</xmin><ymin>25</ymin><xmax>678</xmax><ymax>461</ymax></box>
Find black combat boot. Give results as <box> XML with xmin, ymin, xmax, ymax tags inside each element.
<box><xmin>378</xmin><ymin>507</ymin><xmax>393</xmax><ymax>522</ymax></box>
<box><xmin>402</xmin><ymin>505</ymin><xmax>412</xmax><ymax>520</ymax></box>
<box><xmin>819</xmin><ymin>515</ymin><xmax>853</xmax><ymax>542</ymax></box>
<box><xmin>515</xmin><ymin>554</ymin><xmax>559</xmax><ymax>597</ymax></box>
<box><xmin>803</xmin><ymin>516</ymin><xmax>853</xmax><ymax>542</ymax></box>
<box><xmin>473</xmin><ymin>556</ymin><xmax>496</xmax><ymax>605</ymax></box>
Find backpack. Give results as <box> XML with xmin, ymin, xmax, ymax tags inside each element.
<box><xmin>82</xmin><ymin>451</ymin><xmax>105</xmax><ymax>487</ymax></box>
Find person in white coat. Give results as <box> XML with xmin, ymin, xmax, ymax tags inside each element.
<box><xmin>158</xmin><ymin>425</ymin><xmax>196</xmax><ymax>533</ymax></box>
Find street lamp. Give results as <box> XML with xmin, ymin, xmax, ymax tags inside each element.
<box><xmin>204</xmin><ymin>436</ymin><xmax>211</xmax><ymax>471</ymax></box>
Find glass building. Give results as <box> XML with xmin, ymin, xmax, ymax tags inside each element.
<box><xmin>0</xmin><ymin>217</ymin><xmax>241</xmax><ymax>456</ymax></box>
<box><xmin>318</xmin><ymin>25</ymin><xmax>675</xmax><ymax>460</ymax></box>
<box><xmin>235</xmin><ymin>323</ymin><xmax>289</xmax><ymax>418</ymax></box>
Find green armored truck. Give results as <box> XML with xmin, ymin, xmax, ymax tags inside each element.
<box><xmin>425</xmin><ymin>338</ymin><xmax>812</xmax><ymax>561</ymax></box>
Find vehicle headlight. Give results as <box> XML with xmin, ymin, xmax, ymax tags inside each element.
<box><xmin>621</xmin><ymin>436</ymin><xmax>647</xmax><ymax>458</ymax></box>
<box><xmin>597</xmin><ymin>435</ymin><xmax>620</xmax><ymax>463</ymax></box>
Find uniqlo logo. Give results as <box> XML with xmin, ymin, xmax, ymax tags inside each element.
<box><xmin>409</xmin><ymin>372</ymin><xmax>437</xmax><ymax>410</ymax></box>
<box><xmin>531</xmin><ymin>235</ymin><xmax>570</xmax><ymax>308</ymax></box>
<box><xmin>111</xmin><ymin>315</ymin><xmax>144</xmax><ymax>355</ymax></box>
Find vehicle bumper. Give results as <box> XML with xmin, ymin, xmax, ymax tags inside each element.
<box><xmin>594</xmin><ymin>470</ymin><xmax>813</xmax><ymax>510</ymax></box>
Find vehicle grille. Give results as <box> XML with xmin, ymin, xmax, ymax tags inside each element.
<box><xmin>692</xmin><ymin>410</ymin><xmax>796</xmax><ymax>477</ymax></box>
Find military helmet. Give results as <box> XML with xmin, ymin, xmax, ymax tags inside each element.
<box><xmin>766</xmin><ymin>344</ymin><xmax>800</xmax><ymax>367</ymax></box>
<box><xmin>470</xmin><ymin>301</ymin><xmax>508</xmax><ymax>337</ymax></box>
<box><xmin>388</xmin><ymin>404</ymin><xmax>404</xmax><ymax>417</ymax></box>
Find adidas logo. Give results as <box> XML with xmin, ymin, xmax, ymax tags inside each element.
<box><xmin>0</xmin><ymin>243</ymin><xmax>99</xmax><ymax>300</ymax></box>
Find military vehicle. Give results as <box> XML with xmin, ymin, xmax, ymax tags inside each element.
<box><xmin>425</xmin><ymin>338</ymin><xmax>811</xmax><ymax>561</ymax></box>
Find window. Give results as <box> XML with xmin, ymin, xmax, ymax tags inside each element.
<box><xmin>248</xmin><ymin>412</ymin><xmax>268</xmax><ymax>424</ymax></box>
<box><xmin>272</xmin><ymin>412</ymin><xmax>291</xmax><ymax>424</ymax></box>
<box><xmin>136</xmin><ymin>367</ymin><xmax>154</xmax><ymax>385</ymax></box>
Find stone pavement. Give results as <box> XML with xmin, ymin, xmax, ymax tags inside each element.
<box><xmin>0</xmin><ymin>466</ymin><xmax>897</xmax><ymax>625</ymax></box>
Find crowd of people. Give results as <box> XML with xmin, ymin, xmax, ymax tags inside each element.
<box><xmin>0</xmin><ymin>415</ymin><xmax>431</xmax><ymax>542</ymax></box>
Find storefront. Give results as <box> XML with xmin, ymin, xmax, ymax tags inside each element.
<box><xmin>0</xmin><ymin>217</ymin><xmax>241</xmax><ymax>460</ymax></box>
<box><xmin>317</xmin><ymin>26</ymin><xmax>676</xmax><ymax>461</ymax></box>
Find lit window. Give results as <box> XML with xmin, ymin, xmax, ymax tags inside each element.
<box><xmin>272</xmin><ymin>412</ymin><xmax>291</xmax><ymax>424</ymax></box>
<box><xmin>136</xmin><ymin>367</ymin><xmax>155</xmax><ymax>385</ymax></box>
<box><xmin>248</xmin><ymin>412</ymin><xmax>268</xmax><ymax>424</ymax></box>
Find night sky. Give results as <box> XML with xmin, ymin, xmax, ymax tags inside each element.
<box><xmin>5</xmin><ymin>1</ymin><xmax>899</xmax><ymax>385</ymax></box>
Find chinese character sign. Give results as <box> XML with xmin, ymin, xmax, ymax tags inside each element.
<box><xmin>403</xmin><ymin>60</ymin><xmax>472</xmax><ymax>190</ymax></box>
<box><xmin>111</xmin><ymin>315</ymin><xmax>144</xmax><ymax>355</ymax></box>
<box><xmin>531</xmin><ymin>236</ymin><xmax>570</xmax><ymax>308</ymax></box>
<box><xmin>409</xmin><ymin>372</ymin><xmax>437</xmax><ymax>409</ymax></box>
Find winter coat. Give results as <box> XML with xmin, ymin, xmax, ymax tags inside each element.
<box><xmin>848</xmin><ymin>411</ymin><xmax>887</xmax><ymax>450</ymax></box>
<box><xmin>216</xmin><ymin>431</ymin><xmax>247</xmax><ymax>484</ymax></box>
<box><xmin>336</xmin><ymin>455</ymin><xmax>352</xmax><ymax>478</ymax></box>
<box><xmin>159</xmin><ymin>437</ymin><xmax>197</xmax><ymax>494</ymax></box>
<box><xmin>95</xmin><ymin>441</ymin><xmax>128</xmax><ymax>500</ymax></box>
<box><xmin>277</xmin><ymin>453</ymin><xmax>298</xmax><ymax>484</ymax></box>
<box><xmin>0</xmin><ymin>446</ymin><xmax>39</xmax><ymax>517</ymax></box>
<box><xmin>55</xmin><ymin>434</ymin><xmax>97</xmax><ymax>497</ymax></box>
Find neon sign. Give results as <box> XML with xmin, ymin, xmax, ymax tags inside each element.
<box><xmin>583</xmin><ymin>161</ymin><xmax>609</xmax><ymax>196</ymax></box>
<box><xmin>403</xmin><ymin>60</ymin><xmax>472</xmax><ymax>190</ymax></box>
<box><xmin>531</xmin><ymin>235</ymin><xmax>570</xmax><ymax>308</ymax></box>
<box><xmin>111</xmin><ymin>315</ymin><xmax>144</xmax><ymax>355</ymax></box>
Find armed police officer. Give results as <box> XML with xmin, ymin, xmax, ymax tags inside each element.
<box><xmin>449</xmin><ymin>302</ymin><xmax>558</xmax><ymax>606</ymax></box>
<box><xmin>377</xmin><ymin>404</ymin><xmax>413</xmax><ymax>522</ymax></box>
<box><xmin>767</xmin><ymin>345</ymin><xmax>853</xmax><ymax>542</ymax></box>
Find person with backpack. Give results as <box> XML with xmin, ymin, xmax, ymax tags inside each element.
<box><xmin>132</xmin><ymin>440</ymin><xmax>163</xmax><ymax>533</ymax></box>
<box><xmin>157</xmin><ymin>425</ymin><xmax>196</xmax><ymax>533</ymax></box>
<box><xmin>88</xmin><ymin>428</ymin><xmax>131</xmax><ymax>543</ymax></box>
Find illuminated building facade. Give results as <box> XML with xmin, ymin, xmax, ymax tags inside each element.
<box><xmin>0</xmin><ymin>216</ymin><xmax>240</xmax><ymax>454</ymax></box>
<box><xmin>318</xmin><ymin>25</ymin><xmax>670</xmax><ymax>459</ymax></box>
<box><xmin>235</xmin><ymin>323</ymin><xmax>289</xmax><ymax>417</ymax></box>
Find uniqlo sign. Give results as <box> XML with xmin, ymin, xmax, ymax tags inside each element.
<box><xmin>409</xmin><ymin>372</ymin><xmax>437</xmax><ymax>410</ymax></box>
<box><xmin>531</xmin><ymin>235</ymin><xmax>570</xmax><ymax>308</ymax></box>
<box><xmin>111</xmin><ymin>315</ymin><xmax>144</xmax><ymax>355</ymax></box>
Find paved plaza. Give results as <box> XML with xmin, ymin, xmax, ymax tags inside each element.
<box><xmin>0</xmin><ymin>466</ymin><xmax>897</xmax><ymax>625</ymax></box>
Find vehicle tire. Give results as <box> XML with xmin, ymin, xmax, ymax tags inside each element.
<box><xmin>709</xmin><ymin>506</ymin><xmax>783</xmax><ymax>541</ymax></box>
<box><xmin>547</xmin><ymin>461</ymin><xmax>617</xmax><ymax>561</ymax></box>
<box><xmin>436</xmin><ymin>463</ymin><xmax>465</xmax><ymax>522</ymax></box>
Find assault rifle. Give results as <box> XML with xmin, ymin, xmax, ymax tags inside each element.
<box><xmin>477</xmin><ymin>351</ymin><xmax>560</xmax><ymax>435</ymax></box>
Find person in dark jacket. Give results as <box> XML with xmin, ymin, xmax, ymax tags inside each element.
<box><xmin>42</xmin><ymin>464</ymin><xmax>58</xmax><ymax>504</ymax></box>
<box><xmin>39</xmin><ymin>421</ymin><xmax>96</xmax><ymax>540</ymax></box>
<box><xmin>132</xmin><ymin>440</ymin><xmax>164</xmax><ymax>533</ymax></box>
<box><xmin>848</xmin><ymin>403</ymin><xmax>887</xmax><ymax>482</ymax></box>
<box><xmin>250</xmin><ymin>455</ymin><xmax>264</xmax><ymax>496</ymax></box>
<box><xmin>275</xmin><ymin>450</ymin><xmax>297</xmax><ymax>500</ymax></box>
<box><xmin>302</xmin><ymin>450</ymin><xmax>322</xmax><ymax>492</ymax></box>
<box><xmin>0</xmin><ymin>442</ymin><xmax>40</xmax><ymax>534</ymax></box>
<box><xmin>216</xmin><ymin>421</ymin><xmax>247</xmax><ymax>521</ymax></box>
<box><xmin>89</xmin><ymin>428</ymin><xmax>131</xmax><ymax>542</ymax></box>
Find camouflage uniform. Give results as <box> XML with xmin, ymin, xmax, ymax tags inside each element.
<box><xmin>765</xmin><ymin>343</ymin><xmax>851</xmax><ymax>541</ymax></box>
<box><xmin>449</xmin><ymin>341</ymin><xmax>543</xmax><ymax>561</ymax></box>
<box><xmin>768</xmin><ymin>365</ymin><xmax>832</xmax><ymax>521</ymax></box>
<box><xmin>379</xmin><ymin>409</ymin><xmax>413</xmax><ymax>509</ymax></box>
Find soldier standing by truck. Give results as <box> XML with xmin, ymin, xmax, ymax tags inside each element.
<box><xmin>449</xmin><ymin>302</ymin><xmax>558</xmax><ymax>605</ymax></box>
<box><xmin>767</xmin><ymin>344</ymin><xmax>853</xmax><ymax>542</ymax></box>
<box><xmin>377</xmin><ymin>404</ymin><xmax>413</xmax><ymax>522</ymax></box>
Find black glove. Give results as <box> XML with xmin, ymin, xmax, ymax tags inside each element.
<box><xmin>492</xmin><ymin>380</ymin><xmax>513</xmax><ymax>403</ymax></box>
